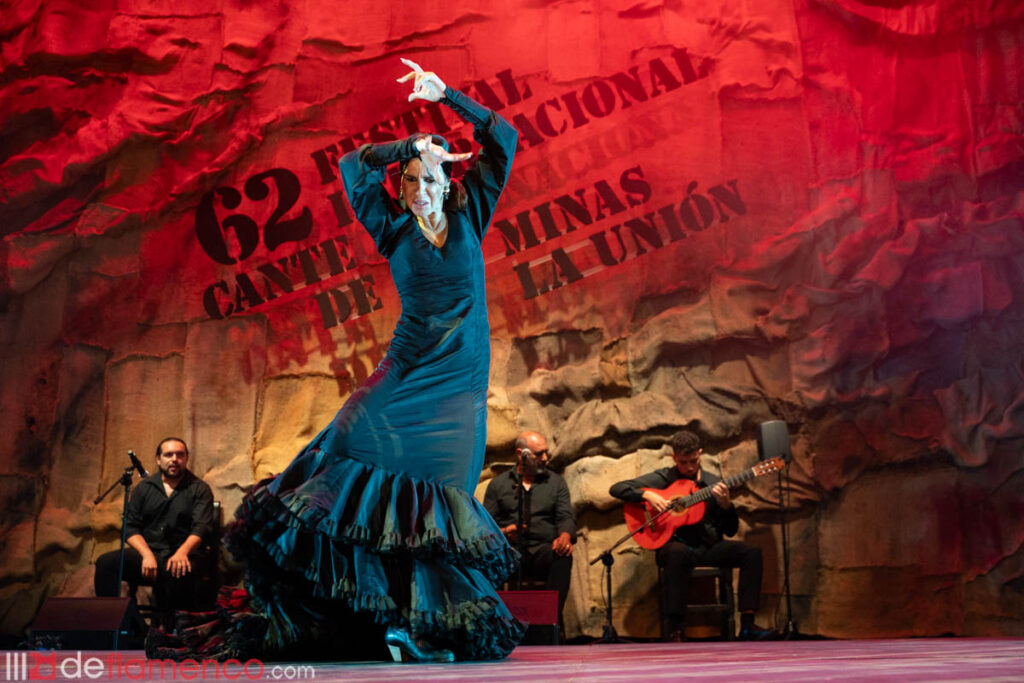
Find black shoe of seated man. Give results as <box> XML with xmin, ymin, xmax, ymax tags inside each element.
<box><xmin>664</xmin><ymin>629</ymin><xmax>686</xmax><ymax>643</ymax></box>
<box><xmin>738</xmin><ymin>624</ymin><xmax>777</xmax><ymax>641</ymax></box>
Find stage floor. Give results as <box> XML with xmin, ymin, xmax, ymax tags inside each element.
<box><xmin>4</xmin><ymin>638</ymin><xmax>1022</xmax><ymax>682</ymax></box>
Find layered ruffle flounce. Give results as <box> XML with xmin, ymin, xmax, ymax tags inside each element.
<box><xmin>146</xmin><ymin>451</ymin><xmax>524</xmax><ymax>661</ymax></box>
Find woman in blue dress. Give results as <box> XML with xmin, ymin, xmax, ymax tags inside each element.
<box><xmin>151</xmin><ymin>60</ymin><xmax>523</xmax><ymax>663</ymax></box>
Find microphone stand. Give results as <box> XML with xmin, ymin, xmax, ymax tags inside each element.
<box><xmin>778</xmin><ymin>467</ymin><xmax>798</xmax><ymax>638</ymax></box>
<box><xmin>590</xmin><ymin>507</ymin><xmax>679</xmax><ymax>643</ymax></box>
<box><xmin>758</xmin><ymin>420</ymin><xmax>797</xmax><ymax>638</ymax></box>
<box><xmin>514</xmin><ymin>473</ymin><xmax>526</xmax><ymax>589</ymax></box>
<box><xmin>94</xmin><ymin>465</ymin><xmax>137</xmax><ymax>650</ymax></box>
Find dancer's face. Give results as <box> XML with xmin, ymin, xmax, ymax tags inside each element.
<box><xmin>401</xmin><ymin>159</ymin><xmax>449</xmax><ymax>219</ymax></box>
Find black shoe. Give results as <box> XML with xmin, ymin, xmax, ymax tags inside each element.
<box><xmin>664</xmin><ymin>629</ymin><xmax>686</xmax><ymax>643</ymax></box>
<box><xmin>384</xmin><ymin>627</ymin><xmax>455</xmax><ymax>663</ymax></box>
<box><xmin>738</xmin><ymin>625</ymin><xmax>777</xmax><ymax>641</ymax></box>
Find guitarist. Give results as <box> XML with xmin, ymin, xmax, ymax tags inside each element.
<box><xmin>609</xmin><ymin>430</ymin><xmax>775</xmax><ymax>642</ymax></box>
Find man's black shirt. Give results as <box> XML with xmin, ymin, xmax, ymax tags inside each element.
<box><xmin>125</xmin><ymin>470</ymin><xmax>214</xmax><ymax>555</ymax></box>
<box><xmin>484</xmin><ymin>469</ymin><xmax>576</xmax><ymax>551</ymax></box>
<box><xmin>609</xmin><ymin>467</ymin><xmax>738</xmax><ymax>548</ymax></box>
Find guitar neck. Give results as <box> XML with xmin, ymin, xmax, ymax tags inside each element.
<box><xmin>678</xmin><ymin>467</ymin><xmax>759</xmax><ymax>507</ymax></box>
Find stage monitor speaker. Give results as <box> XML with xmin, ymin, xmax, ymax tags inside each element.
<box><xmin>757</xmin><ymin>420</ymin><xmax>792</xmax><ymax>462</ymax></box>
<box><xmin>498</xmin><ymin>590</ymin><xmax>559</xmax><ymax>645</ymax></box>
<box><xmin>30</xmin><ymin>597</ymin><xmax>134</xmax><ymax>650</ymax></box>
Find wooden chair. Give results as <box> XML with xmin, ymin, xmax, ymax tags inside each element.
<box><xmin>134</xmin><ymin>501</ymin><xmax>224</xmax><ymax>629</ymax></box>
<box><xmin>658</xmin><ymin>565</ymin><xmax>735</xmax><ymax>640</ymax></box>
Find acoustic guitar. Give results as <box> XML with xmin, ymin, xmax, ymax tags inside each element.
<box><xmin>623</xmin><ymin>457</ymin><xmax>786</xmax><ymax>549</ymax></box>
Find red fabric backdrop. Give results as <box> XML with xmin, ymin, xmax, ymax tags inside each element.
<box><xmin>1</xmin><ymin>0</ymin><xmax>1023</xmax><ymax>638</ymax></box>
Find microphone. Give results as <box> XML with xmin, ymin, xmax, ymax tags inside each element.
<box><xmin>519</xmin><ymin>447</ymin><xmax>546</xmax><ymax>471</ymax></box>
<box><xmin>128</xmin><ymin>450</ymin><xmax>149</xmax><ymax>478</ymax></box>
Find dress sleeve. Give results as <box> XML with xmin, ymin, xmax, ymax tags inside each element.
<box><xmin>442</xmin><ymin>87</ymin><xmax>518</xmax><ymax>241</ymax></box>
<box><xmin>338</xmin><ymin>136</ymin><xmax>421</xmax><ymax>257</ymax></box>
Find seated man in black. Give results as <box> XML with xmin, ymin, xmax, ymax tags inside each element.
<box><xmin>484</xmin><ymin>430</ymin><xmax>576</xmax><ymax>628</ymax></box>
<box><xmin>95</xmin><ymin>437</ymin><xmax>216</xmax><ymax>628</ymax></box>
<box><xmin>609</xmin><ymin>430</ymin><xmax>774</xmax><ymax>641</ymax></box>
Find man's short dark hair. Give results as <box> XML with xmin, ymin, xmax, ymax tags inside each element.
<box><xmin>156</xmin><ymin>437</ymin><xmax>189</xmax><ymax>457</ymax></box>
<box><xmin>668</xmin><ymin>430</ymin><xmax>700</xmax><ymax>454</ymax></box>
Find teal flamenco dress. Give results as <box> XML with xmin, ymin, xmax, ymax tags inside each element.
<box><xmin>147</xmin><ymin>88</ymin><xmax>523</xmax><ymax>661</ymax></box>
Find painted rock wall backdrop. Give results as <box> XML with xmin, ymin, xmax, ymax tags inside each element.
<box><xmin>2</xmin><ymin>0</ymin><xmax>1023</xmax><ymax>639</ymax></box>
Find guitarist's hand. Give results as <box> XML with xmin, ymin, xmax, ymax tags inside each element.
<box><xmin>711</xmin><ymin>481</ymin><xmax>732</xmax><ymax>509</ymax></box>
<box><xmin>643</xmin><ymin>490</ymin><xmax>671</xmax><ymax>513</ymax></box>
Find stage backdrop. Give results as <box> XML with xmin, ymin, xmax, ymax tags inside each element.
<box><xmin>2</xmin><ymin>0</ymin><xmax>1023</xmax><ymax>640</ymax></box>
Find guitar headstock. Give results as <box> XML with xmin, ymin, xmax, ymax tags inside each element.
<box><xmin>753</xmin><ymin>457</ymin><xmax>786</xmax><ymax>476</ymax></box>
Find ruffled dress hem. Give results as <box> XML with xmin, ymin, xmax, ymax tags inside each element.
<box><xmin>147</xmin><ymin>453</ymin><xmax>523</xmax><ymax>662</ymax></box>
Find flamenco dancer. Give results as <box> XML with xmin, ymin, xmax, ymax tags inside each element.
<box><xmin>149</xmin><ymin>59</ymin><xmax>522</xmax><ymax>663</ymax></box>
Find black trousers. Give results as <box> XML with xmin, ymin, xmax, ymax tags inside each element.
<box><xmin>517</xmin><ymin>544</ymin><xmax>573</xmax><ymax>619</ymax></box>
<box><xmin>656</xmin><ymin>540</ymin><xmax>762</xmax><ymax>629</ymax></box>
<box><xmin>94</xmin><ymin>546</ymin><xmax>216</xmax><ymax>618</ymax></box>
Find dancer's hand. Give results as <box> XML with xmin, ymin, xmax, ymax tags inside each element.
<box><xmin>412</xmin><ymin>135</ymin><xmax>472</xmax><ymax>179</ymax></box>
<box><xmin>501</xmin><ymin>523</ymin><xmax>521</xmax><ymax>542</ymax></box>
<box><xmin>397</xmin><ymin>59</ymin><xmax>447</xmax><ymax>103</ymax></box>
